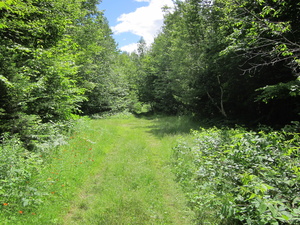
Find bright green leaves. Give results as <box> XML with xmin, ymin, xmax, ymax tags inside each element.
<box><xmin>260</xmin><ymin>5</ymin><xmax>278</xmax><ymax>18</ymax></box>
<box><xmin>0</xmin><ymin>0</ymin><xmax>118</xmax><ymax>128</ymax></box>
<box><xmin>0</xmin><ymin>0</ymin><xmax>83</xmax><ymax>48</ymax></box>
<box><xmin>0</xmin><ymin>0</ymin><xmax>13</xmax><ymax>28</ymax></box>
<box><xmin>274</xmin><ymin>43</ymin><xmax>293</xmax><ymax>57</ymax></box>
<box><xmin>24</xmin><ymin>36</ymin><xmax>86</xmax><ymax>121</ymax></box>
<box><xmin>256</xmin><ymin>80</ymin><xmax>300</xmax><ymax>103</ymax></box>
<box><xmin>0</xmin><ymin>75</ymin><xmax>12</xmax><ymax>87</ymax></box>
<box><xmin>0</xmin><ymin>0</ymin><xmax>88</xmax><ymax>137</ymax></box>
<box><xmin>219</xmin><ymin>0</ymin><xmax>299</xmax><ymax>72</ymax></box>
<box><xmin>173</xmin><ymin>126</ymin><xmax>300</xmax><ymax>224</ymax></box>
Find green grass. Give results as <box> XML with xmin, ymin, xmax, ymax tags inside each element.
<box><xmin>11</xmin><ymin>114</ymin><xmax>197</xmax><ymax>224</ymax></box>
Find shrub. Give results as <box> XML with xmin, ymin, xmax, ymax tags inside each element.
<box><xmin>0</xmin><ymin>120</ymin><xmax>72</xmax><ymax>222</ymax></box>
<box><xmin>173</xmin><ymin>125</ymin><xmax>300</xmax><ymax>224</ymax></box>
<box><xmin>0</xmin><ymin>134</ymin><xmax>45</xmax><ymax>218</ymax></box>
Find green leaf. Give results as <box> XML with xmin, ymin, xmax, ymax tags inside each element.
<box><xmin>0</xmin><ymin>2</ymin><xmax>6</xmax><ymax>9</ymax></box>
<box><xmin>268</xmin><ymin>204</ymin><xmax>278</xmax><ymax>217</ymax></box>
<box><xmin>281</xmin><ymin>214</ymin><xmax>290</xmax><ymax>221</ymax></box>
<box><xmin>258</xmin><ymin>202</ymin><xmax>268</xmax><ymax>213</ymax></box>
<box><xmin>0</xmin><ymin>75</ymin><xmax>13</xmax><ymax>87</ymax></box>
<box><xmin>248</xmin><ymin>193</ymin><xmax>256</xmax><ymax>200</ymax></box>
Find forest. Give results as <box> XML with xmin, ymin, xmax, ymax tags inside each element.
<box><xmin>0</xmin><ymin>0</ymin><xmax>299</xmax><ymax>224</ymax></box>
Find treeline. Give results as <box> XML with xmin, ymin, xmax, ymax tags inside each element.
<box><xmin>0</xmin><ymin>0</ymin><xmax>136</xmax><ymax>149</ymax></box>
<box><xmin>0</xmin><ymin>0</ymin><xmax>138</xmax><ymax>218</ymax></box>
<box><xmin>1</xmin><ymin>0</ymin><xmax>299</xmax><ymax>221</ymax></box>
<box><xmin>1</xmin><ymin>0</ymin><xmax>299</xmax><ymax>148</ymax></box>
<box><xmin>131</xmin><ymin>0</ymin><xmax>300</xmax><ymax>126</ymax></box>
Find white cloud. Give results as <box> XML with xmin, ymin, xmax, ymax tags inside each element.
<box><xmin>120</xmin><ymin>43</ymin><xmax>139</xmax><ymax>53</ymax></box>
<box><xmin>112</xmin><ymin>0</ymin><xmax>174</xmax><ymax>52</ymax></box>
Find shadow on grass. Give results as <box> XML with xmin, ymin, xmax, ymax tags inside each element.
<box><xmin>134</xmin><ymin>110</ymin><xmax>246</xmax><ymax>138</ymax></box>
<box><xmin>134</xmin><ymin>114</ymin><xmax>211</xmax><ymax>138</ymax></box>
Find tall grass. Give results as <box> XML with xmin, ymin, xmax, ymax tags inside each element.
<box><xmin>0</xmin><ymin>117</ymin><xmax>112</xmax><ymax>224</ymax></box>
<box><xmin>1</xmin><ymin>114</ymin><xmax>196</xmax><ymax>224</ymax></box>
<box><xmin>62</xmin><ymin>114</ymin><xmax>195</xmax><ymax>224</ymax></box>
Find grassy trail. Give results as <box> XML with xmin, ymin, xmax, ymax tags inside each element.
<box><xmin>62</xmin><ymin>116</ymin><xmax>195</xmax><ymax>224</ymax></box>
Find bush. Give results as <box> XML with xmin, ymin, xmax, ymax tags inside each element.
<box><xmin>0</xmin><ymin>135</ymin><xmax>45</xmax><ymax>218</ymax></box>
<box><xmin>173</xmin><ymin>125</ymin><xmax>300</xmax><ymax>224</ymax></box>
<box><xmin>0</xmin><ymin>120</ymin><xmax>72</xmax><ymax>222</ymax></box>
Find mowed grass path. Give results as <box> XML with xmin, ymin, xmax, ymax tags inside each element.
<box><xmin>62</xmin><ymin>115</ymin><xmax>195</xmax><ymax>224</ymax></box>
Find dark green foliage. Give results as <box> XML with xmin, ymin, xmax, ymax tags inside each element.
<box><xmin>135</xmin><ymin>0</ymin><xmax>300</xmax><ymax>125</ymax></box>
<box><xmin>173</xmin><ymin>124</ymin><xmax>300</xmax><ymax>224</ymax></box>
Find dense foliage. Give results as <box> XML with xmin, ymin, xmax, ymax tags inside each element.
<box><xmin>0</xmin><ymin>0</ymin><xmax>299</xmax><ymax>223</ymax></box>
<box><xmin>0</xmin><ymin>0</ymin><xmax>133</xmax><ymax>219</ymax></box>
<box><xmin>0</xmin><ymin>0</ymin><xmax>84</xmax><ymax>141</ymax></box>
<box><xmin>173</xmin><ymin>123</ymin><xmax>300</xmax><ymax>224</ymax></box>
<box><xmin>135</xmin><ymin>0</ymin><xmax>300</xmax><ymax>125</ymax></box>
<box><xmin>0</xmin><ymin>0</ymin><xmax>134</xmax><ymax>142</ymax></box>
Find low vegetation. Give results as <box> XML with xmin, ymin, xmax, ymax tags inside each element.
<box><xmin>173</xmin><ymin>122</ymin><xmax>300</xmax><ymax>224</ymax></box>
<box><xmin>1</xmin><ymin>114</ymin><xmax>196</xmax><ymax>224</ymax></box>
<box><xmin>1</xmin><ymin>114</ymin><xmax>298</xmax><ymax>224</ymax></box>
<box><xmin>1</xmin><ymin>117</ymin><xmax>103</xmax><ymax>224</ymax></box>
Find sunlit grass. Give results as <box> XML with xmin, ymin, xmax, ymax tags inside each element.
<box><xmin>15</xmin><ymin>117</ymin><xmax>117</xmax><ymax>224</ymax></box>
<box><xmin>63</xmin><ymin>115</ymin><xmax>194</xmax><ymax>224</ymax></box>
<box><xmin>14</xmin><ymin>114</ymin><xmax>196</xmax><ymax>224</ymax></box>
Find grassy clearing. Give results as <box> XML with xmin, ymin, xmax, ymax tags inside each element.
<box><xmin>8</xmin><ymin>114</ymin><xmax>197</xmax><ymax>224</ymax></box>
<box><xmin>4</xmin><ymin>113</ymin><xmax>297</xmax><ymax>225</ymax></box>
<box><xmin>4</xmin><ymin>117</ymin><xmax>117</xmax><ymax>224</ymax></box>
<box><xmin>63</xmin><ymin>115</ymin><xmax>195</xmax><ymax>224</ymax></box>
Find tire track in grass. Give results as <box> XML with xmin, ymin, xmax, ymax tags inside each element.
<box><xmin>63</xmin><ymin>117</ymin><xmax>195</xmax><ymax>224</ymax></box>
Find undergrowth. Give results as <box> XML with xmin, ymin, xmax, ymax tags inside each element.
<box><xmin>0</xmin><ymin>119</ymin><xmax>78</xmax><ymax>224</ymax></box>
<box><xmin>1</xmin><ymin>113</ymin><xmax>299</xmax><ymax>224</ymax></box>
<box><xmin>0</xmin><ymin>113</ymin><xmax>143</xmax><ymax>224</ymax></box>
<box><xmin>0</xmin><ymin>135</ymin><xmax>45</xmax><ymax>219</ymax></box>
<box><xmin>173</xmin><ymin>122</ymin><xmax>300</xmax><ymax>224</ymax></box>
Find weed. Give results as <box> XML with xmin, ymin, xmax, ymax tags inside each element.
<box><xmin>173</xmin><ymin>125</ymin><xmax>300</xmax><ymax>224</ymax></box>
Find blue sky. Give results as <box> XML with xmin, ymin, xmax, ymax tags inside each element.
<box><xmin>98</xmin><ymin>0</ymin><xmax>174</xmax><ymax>53</ymax></box>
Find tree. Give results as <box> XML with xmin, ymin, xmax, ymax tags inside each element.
<box><xmin>0</xmin><ymin>0</ymin><xmax>85</xmax><ymax>146</ymax></box>
<box><xmin>137</xmin><ymin>37</ymin><xmax>148</xmax><ymax>57</ymax></box>
<box><xmin>219</xmin><ymin>0</ymin><xmax>300</xmax><ymax>102</ymax></box>
<box><xmin>138</xmin><ymin>0</ymin><xmax>300</xmax><ymax>123</ymax></box>
<box><xmin>74</xmin><ymin>15</ymin><xmax>115</xmax><ymax>114</ymax></box>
